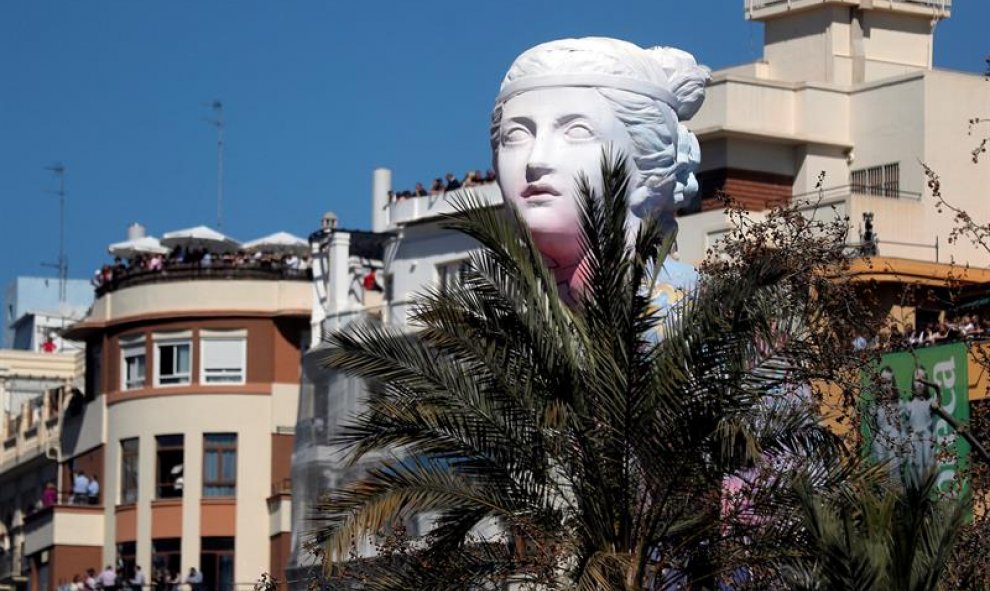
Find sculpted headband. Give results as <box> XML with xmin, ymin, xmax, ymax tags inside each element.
<box><xmin>496</xmin><ymin>74</ymin><xmax>678</xmax><ymax>110</ymax></box>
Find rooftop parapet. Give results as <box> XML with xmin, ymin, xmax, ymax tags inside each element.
<box><xmin>94</xmin><ymin>260</ymin><xmax>310</xmax><ymax>297</ymax></box>
<box><xmin>386</xmin><ymin>182</ymin><xmax>503</xmax><ymax>228</ymax></box>
<box><xmin>745</xmin><ymin>0</ymin><xmax>951</xmax><ymax>20</ymax></box>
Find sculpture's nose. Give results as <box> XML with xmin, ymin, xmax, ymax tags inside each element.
<box><xmin>525</xmin><ymin>132</ymin><xmax>554</xmax><ymax>182</ymax></box>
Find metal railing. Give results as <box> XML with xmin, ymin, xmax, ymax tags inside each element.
<box><xmin>95</xmin><ymin>261</ymin><xmax>311</xmax><ymax>296</ymax></box>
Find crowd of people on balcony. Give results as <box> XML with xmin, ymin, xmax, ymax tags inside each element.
<box><xmin>56</xmin><ymin>565</ymin><xmax>204</xmax><ymax>591</ymax></box>
<box><xmin>389</xmin><ymin>168</ymin><xmax>497</xmax><ymax>201</ymax></box>
<box><xmin>91</xmin><ymin>246</ymin><xmax>312</xmax><ymax>290</ymax></box>
<box><xmin>854</xmin><ymin>313</ymin><xmax>989</xmax><ymax>352</ymax></box>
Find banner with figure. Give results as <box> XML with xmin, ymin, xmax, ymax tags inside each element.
<box><xmin>862</xmin><ymin>342</ymin><xmax>970</xmax><ymax>494</ymax></box>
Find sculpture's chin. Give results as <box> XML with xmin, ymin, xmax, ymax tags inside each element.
<box><xmin>519</xmin><ymin>209</ymin><xmax>580</xmax><ymax>240</ymax></box>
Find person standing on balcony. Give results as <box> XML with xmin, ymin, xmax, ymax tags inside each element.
<box><xmin>87</xmin><ymin>474</ymin><xmax>100</xmax><ymax>505</ymax></box>
<box><xmin>99</xmin><ymin>565</ymin><xmax>118</xmax><ymax>591</ymax></box>
<box><xmin>71</xmin><ymin>471</ymin><xmax>89</xmax><ymax>504</ymax></box>
<box><xmin>183</xmin><ymin>568</ymin><xmax>203</xmax><ymax>591</ymax></box>
<box><xmin>444</xmin><ymin>172</ymin><xmax>461</xmax><ymax>191</ymax></box>
<box><xmin>85</xmin><ymin>569</ymin><xmax>98</xmax><ymax>591</ymax></box>
<box><xmin>129</xmin><ymin>566</ymin><xmax>146</xmax><ymax>591</ymax></box>
<box><xmin>41</xmin><ymin>482</ymin><xmax>57</xmax><ymax>508</ymax></box>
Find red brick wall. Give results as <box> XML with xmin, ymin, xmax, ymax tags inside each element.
<box><xmin>696</xmin><ymin>168</ymin><xmax>793</xmax><ymax>211</ymax></box>
<box><xmin>50</xmin><ymin>545</ymin><xmax>102</xmax><ymax>591</ymax></box>
<box><xmin>269</xmin><ymin>533</ymin><xmax>291</xmax><ymax>588</ymax></box>
<box><xmin>271</xmin><ymin>434</ymin><xmax>294</xmax><ymax>489</ymax></box>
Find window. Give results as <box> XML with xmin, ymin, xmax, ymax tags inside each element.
<box><xmin>383</xmin><ymin>272</ymin><xmax>394</xmax><ymax>302</ymax></box>
<box><xmin>121</xmin><ymin>338</ymin><xmax>146</xmax><ymax>390</ymax></box>
<box><xmin>200</xmin><ymin>332</ymin><xmax>246</xmax><ymax>384</ymax></box>
<box><xmin>850</xmin><ymin>162</ymin><xmax>900</xmax><ymax>198</ymax></box>
<box><xmin>201</xmin><ymin>537</ymin><xmax>235</xmax><ymax>591</ymax></box>
<box><xmin>437</xmin><ymin>259</ymin><xmax>470</xmax><ymax>293</ymax></box>
<box><xmin>156</xmin><ymin>435</ymin><xmax>184</xmax><ymax>499</ymax></box>
<box><xmin>203</xmin><ymin>434</ymin><xmax>237</xmax><ymax>497</ymax></box>
<box><xmin>120</xmin><ymin>438</ymin><xmax>139</xmax><ymax>504</ymax></box>
<box><xmin>156</xmin><ymin>338</ymin><xmax>191</xmax><ymax>386</ymax></box>
<box><xmin>152</xmin><ymin>538</ymin><xmax>181</xmax><ymax>578</ymax></box>
<box><xmin>85</xmin><ymin>339</ymin><xmax>103</xmax><ymax>398</ymax></box>
<box><xmin>117</xmin><ymin>541</ymin><xmax>136</xmax><ymax>582</ymax></box>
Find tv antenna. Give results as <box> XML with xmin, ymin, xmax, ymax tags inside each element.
<box><xmin>41</xmin><ymin>163</ymin><xmax>68</xmax><ymax>302</ymax></box>
<box><xmin>204</xmin><ymin>100</ymin><xmax>225</xmax><ymax>229</ymax></box>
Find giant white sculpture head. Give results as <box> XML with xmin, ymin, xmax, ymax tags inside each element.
<box><xmin>491</xmin><ymin>37</ymin><xmax>709</xmax><ymax>295</ymax></box>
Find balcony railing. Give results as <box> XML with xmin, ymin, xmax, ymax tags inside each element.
<box><xmin>95</xmin><ymin>261</ymin><xmax>311</xmax><ymax>296</ymax></box>
<box><xmin>386</xmin><ymin>182</ymin><xmax>503</xmax><ymax>228</ymax></box>
<box><xmin>0</xmin><ymin>548</ymin><xmax>27</xmax><ymax>581</ymax></box>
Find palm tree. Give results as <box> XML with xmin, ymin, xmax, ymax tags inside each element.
<box><xmin>313</xmin><ymin>156</ymin><xmax>859</xmax><ymax>590</ymax></box>
<box><xmin>782</xmin><ymin>469</ymin><xmax>969</xmax><ymax>591</ymax></box>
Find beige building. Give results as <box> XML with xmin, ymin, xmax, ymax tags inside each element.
<box><xmin>0</xmin><ymin>350</ymin><xmax>82</xmax><ymax>591</ymax></box>
<box><xmin>1</xmin><ymin>247</ymin><xmax>311</xmax><ymax>591</ymax></box>
<box><xmin>679</xmin><ymin>0</ymin><xmax>987</xmax><ymax>275</ymax></box>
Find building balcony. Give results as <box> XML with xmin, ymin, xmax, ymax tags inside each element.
<box><xmin>688</xmin><ymin>73</ymin><xmax>853</xmax><ymax>150</ymax></box>
<box><xmin>95</xmin><ymin>260</ymin><xmax>310</xmax><ymax>297</ymax></box>
<box><xmin>22</xmin><ymin>501</ymin><xmax>104</xmax><ymax>557</ymax></box>
<box><xmin>385</xmin><ymin>182</ymin><xmax>503</xmax><ymax>229</ymax></box>
<box><xmin>0</xmin><ymin>387</ymin><xmax>69</xmax><ymax>474</ymax></box>
<box><xmin>0</xmin><ymin>546</ymin><xmax>27</xmax><ymax>583</ymax></box>
<box><xmin>677</xmin><ymin>185</ymin><xmax>934</xmax><ymax>265</ymax></box>
<box><xmin>745</xmin><ymin>0</ymin><xmax>951</xmax><ymax>20</ymax></box>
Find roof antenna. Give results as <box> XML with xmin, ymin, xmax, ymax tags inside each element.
<box><xmin>204</xmin><ymin>100</ymin><xmax>225</xmax><ymax>229</ymax></box>
<box><xmin>41</xmin><ymin>163</ymin><xmax>68</xmax><ymax>302</ymax></box>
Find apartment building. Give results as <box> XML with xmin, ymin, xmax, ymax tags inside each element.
<box><xmin>0</xmin><ymin>229</ymin><xmax>312</xmax><ymax>591</ymax></box>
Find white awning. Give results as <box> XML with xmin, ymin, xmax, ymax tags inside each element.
<box><xmin>161</xmin><ymin>226</ymin><xmax>240</xmax><ymax>253</ymax></box>
<box><xmin>107</xmin><ymin>236</ymin><xmax>169</xmax><ymax>257</ymax></box>
<box><xmin>242</xmin><ymin>231</ymin><xmax>308</xmax><ymax>256</ymax></box>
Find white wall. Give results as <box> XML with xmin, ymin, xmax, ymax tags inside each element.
<box><xmin>386</xmin><ymin>223</ymin><xmax>481</xmax><ymax>328</ymax></box>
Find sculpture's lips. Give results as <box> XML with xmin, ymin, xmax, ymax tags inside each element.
<box><xmin>521</xmin><ymin>184</ymin><xmax>561</xmax><ymax>199</ymax></box>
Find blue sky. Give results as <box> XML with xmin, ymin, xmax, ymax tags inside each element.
<box><xmin>1</xmin><ymin>1</ymin><xmax>987</xmax><ymax>292</ymax></box>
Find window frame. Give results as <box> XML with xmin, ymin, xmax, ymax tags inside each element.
<box><xmin>120</xmin><ymin>336</ymin><xmax>147</xmax><ymax>391</ymax></box>
<box><xmin>436</xmin><ymin>258</ymin><xmax>470</xmax><ymax>294</ymax></box>
<box><xmin>154</xmin><ymin>334</ymin><xmax>192</xmax><ymax>387</ymax></box>
<box><xmin>199</xmin><ymin>331</ymin><xmax>247</xmax><ymax>386</ymax></box>
<box><xmin>203</xmin><ymin>433</ymin><xmax>237</xmax><ymax>498</ymax></box>
<box><xmin>850</xmin><ymin>161</ymin><xmax>901</xmax><ymax>199</ymax></box>
<box><xmin>155</xmin><ymin>434</ymin><xmax>184</xmax><ymax>499</ymax></box>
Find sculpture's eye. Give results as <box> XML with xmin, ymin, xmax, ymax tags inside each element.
<box><xmin>564</xmin><ymin>123</ymin><xmax>595</xmax><ymax>140</ymax></box>
<box><xmin>502</xmin><ymin>126</ymin><xmax>531</xmax><ymax>144</ymax></box>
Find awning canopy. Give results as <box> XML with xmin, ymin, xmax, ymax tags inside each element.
<box><xmin>242</xmin><ymin>231</ymin><xmax>309</xmax><ymax>256</ymax></box>
<box><xmin>107</xmin><ymin>236</ymin><xmax>169</xmax><ymax>258</ymax></box>
<box><xmin>161</xmin><ymin>226</ymin><xmax>240</xmax><ymax>253</ymax></box>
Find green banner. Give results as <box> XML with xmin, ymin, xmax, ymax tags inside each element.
<box><xmin>861</xmin><ymin>342</ymin><xmax>970</xmax><ymax>493</ymax></box>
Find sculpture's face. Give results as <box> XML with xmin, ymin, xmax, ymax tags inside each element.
<box><xmin>495</xmin><ymin>87</ymin><xmax>636</xmax><ymax>261</ymax></box>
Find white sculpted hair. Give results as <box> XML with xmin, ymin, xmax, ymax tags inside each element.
<box><xmin>491</xmin><ymin>37</ymin><xmax>710</xmax><ymax>225</ymax></box>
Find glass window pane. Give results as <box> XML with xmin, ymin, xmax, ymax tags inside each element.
<box><xmin>204</xmin><ymin>450</ymin><xmax>218</xmax><ymax>480</ymax></box>
<box><xmin>205</xmin><ymin>433</ymin><xmax>236</xmax><ymax>444</ymax></box>
<box><xmin>160</xmin><ymin>346</ymin><xmax>174</xmax><ymax>374</ymax></box>
<box><xmin>221</xmin><ymin>450</ymin><xmax>236</xmax><ymax>481</ymax></box>
<box><xmin>177</xmin><ymin>344</ymin><xmax>190</xmax><ymax>373</ymax></box>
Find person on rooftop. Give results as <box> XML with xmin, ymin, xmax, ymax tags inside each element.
<box><xmin>430</xmin><ymin>178</ymin><xmax>444</xmax><ymax>194</ymax></box>
<box><xmin>444</xmin><ymin>172</ymin><xmax>461</xmax><ymax>191</ymax></box>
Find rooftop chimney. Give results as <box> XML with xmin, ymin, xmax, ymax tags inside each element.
<box><xmin>371</xmin><ymin>168</ymin><xmax>392</xmax><ymax>233</ymax></box>
<box><xmin>128</xmin><ymin>223</ymin><xmax>146</xmax><ymax>241</ymax></box>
